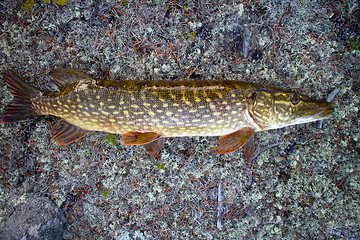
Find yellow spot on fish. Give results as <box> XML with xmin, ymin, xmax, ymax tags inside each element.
<box><xmin>78</xmin><ymin>105</ymin><xmax>83</xmax><ymax>109</ymax></box>
<box><xmin>213</xmin><ymin>112</ymin><xmax>221</xmax><ymax>116</ymax></box>
<box><xmin>131</xmin><ymin>104</ymin><xmax>139</xmax><ymax>109</ymax></box>
<box><xmin>77</xmin><ymin>98</ymin><xmax>81</xmax><ymax>102</ymax></box>
<box><xmin>108</xmin><ymin>105</ymin><xmax>116</xmax><ymax>109</ymax></box>
<box><xmin>90</xmin><ymin>104</ymin><xmax>95</xmax><ymax>108</ymax></box>
<box><xmin>107</xmin><ymin>98</ymin><xmax>112</xmax><ymax>102</ymax></box>
<box><xmin>165</xmin><ymin>111</ymin><xmax>172</xmax><ymax>116</ymax></box>
<box><xmin>206</xmin><ymin>98</ymin><xmax>212</xmax><ymax>102</ymax></box>
<box><xmin>83</xmin><ymin>112</ymin><xmax>90</xmax><ymax>116</ymax></box>
<box><xmin>67</xmin><ymin>99</ymin><xmax>71</xmax><ymax>103</ymax></box>
<box><xmin>96</xmin><ymin>95</ymin><xmax>100</xmax><ymax>99</ymax></box>
<box><xmin>101</xmin><ymin>111</ymin><xmax>109</xmax><ymax>115</ymax></box>
<box><xmin>99</xmin><ymin>102</ymin><xmax>104</xmax><ymax>106</ymax></box>
<box><xmin>144</xmin><ymin>102</ymin><xmax>151</xmax><ymax>107</ymax></box>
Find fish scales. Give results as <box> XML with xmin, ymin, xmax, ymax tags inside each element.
<box><xmin>1</xmin><ymin>69</ymin><xmax>332</xmax><ymax>155</ymax></box>
<box><xmin>37</xmin><ymin>80</ymin><xmax>252</xmax><ymax>137</ymax></box>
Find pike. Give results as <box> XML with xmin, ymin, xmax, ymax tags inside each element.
<box><xmin>1</xmin><ymin>69</ymin><xmax>332</xmax><ymax>156</ymax></box>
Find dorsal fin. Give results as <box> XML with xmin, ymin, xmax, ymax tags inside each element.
<box><xmin>50</xmin><ymin>69</ymin><xmax>92</xmax><ymax>90</ymax></box>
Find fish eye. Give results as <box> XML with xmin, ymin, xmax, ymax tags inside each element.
<box><xmin>291</xmin><ymin>94</ymin><xmax>300</xmax><ymax>105</ymax></box>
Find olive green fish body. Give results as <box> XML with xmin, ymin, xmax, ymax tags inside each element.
<box><xmin>35</xmin><ymin>79</ymin><xmax>256</xmax><ymax>137</ymax></box>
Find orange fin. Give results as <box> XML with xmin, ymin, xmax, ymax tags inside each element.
<box><xmin>120</xmin><ymin>131</ymin><xmax>162</xmax><ymax>145</ymax></box>
<box><xmin>51</xmin><ymin>119</ymin><xmax>90</xmax><ymax>145</ymax></box>
<box><xmin>212</xmin><ymin>127</ymin><xmax>254</xmax><ymax>154</ymax></box>
<box><xmin>51</xmin><ymin>69</ymin><xmax>92</xmax><ymax>90</ymax></box>
<box><xmin>143</xmin><ymin>138</ymin><xmax>165</xmax><ymax>157</ymax></box>
<box><xmin>243</xmin><ymin>133</ymin><xmax>255</xmax><ymax>162</ymax></box>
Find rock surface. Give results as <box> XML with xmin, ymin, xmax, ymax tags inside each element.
<box><xmin>0</xmin><ymin>192</ymin><xmax>65</xmax><ymax>240</ymax></box>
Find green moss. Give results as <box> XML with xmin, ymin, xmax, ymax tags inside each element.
<box><xmin>106</xmin><ymin>133</ymin><xmax>117</xmax><ymax>146</ymax></box>
<box><xmin>22</xmin><ymin>0</ymin><xmax>34</xmax><ymax>12</ymax></box>
<box><xmin>22</xmin><ymin>0</ymin><xmax>68</xmax><ymax>13</ymax></box>
<box><xmin>156</xmin><ymin>163</ymin><xmax>165</xmax><ymax>170</ymax></box>
<box><xmin>102</xmin><ymin>191</ymin><xmax>109</xmax><ymax>198</ymax></box>
<box><xmin>121</xmin><ymin>0</ymin><xmax>128</xmax><ymax>8</ymax></box>
<box><xmin>349</xmin><ymin>37</ymin><xmax>359</xmax><ymax>50</ymax></box>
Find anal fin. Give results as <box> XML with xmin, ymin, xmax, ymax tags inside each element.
<box><xmin>212</xmin><ymin>127</ymin><xmax>254</xmax><ymax>154</ymax></box>
<box><xmin>51</xmin><ymin>119</ymin><xmax>90</xmax><ymax>145</ymax></box>
<box><xmin>121</xmin><ymin>131</ymin><xmax>162</xmax><ymax>145</ymax></box>
<box><xmin>243</xmin><ymin>133</ymin><xmax>255</xmax><ymax>162</ymax></box>
<box><xmin>143</xmin><ymin>138</ymin><xmax>165</xmax><ymax>157</ymax></box>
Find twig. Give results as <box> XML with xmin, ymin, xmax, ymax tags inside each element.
<box><xmin>216</xmin><ymin>181</ymin><xmax>224</xmax><ymax>230</ymax></box>
<box><xmin>318</xmin><ymin>87</ymin><xmax>340</xmax><ymax>128</ymax></box>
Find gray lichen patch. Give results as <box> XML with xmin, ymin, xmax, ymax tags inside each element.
<box><xmin>0</xmin><ymin>0</ymin><xmax>359</xmax><ymax>239</ymax></box>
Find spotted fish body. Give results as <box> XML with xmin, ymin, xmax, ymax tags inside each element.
<box><xmin>39</xmin><ymin>80</ymin><xmax>256</xmax><ymax>136</ymax></box>
<box><xmin>1</xmin><ymin>69</ymin><xmax>333</xmax><ymax>155</ymax></box>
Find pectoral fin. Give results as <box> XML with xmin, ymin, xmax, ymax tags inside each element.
<box><xmin>121</xmin><ymin>131</ymin><xmax>162</xmax><ymax>145</ymax></box>
<box><xmin>51</xmin><ymin>119</ymin><xmax>90</xmax><ymax>145</ymax></box>
<box><xmin>212</xmin><ymin>127</ymin><xmax>254</xmax><ymax>154</ymax></box>
<box><xmin>143</xmin><ymin>138</ymin><xmax>165</xmax><ymax>157</ymax></box>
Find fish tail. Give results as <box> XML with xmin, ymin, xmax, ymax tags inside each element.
<box><xmin>1</xmin><ymin>70</ymin><xmax>42</xmax><ymax>123</ymax></box>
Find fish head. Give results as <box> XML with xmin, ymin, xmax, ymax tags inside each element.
<box><xmin>248</xmin><ymin>90</ymin><xmax>333</xmax><ymax>130</ymax></box>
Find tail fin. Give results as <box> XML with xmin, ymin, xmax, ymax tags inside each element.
<box><xmin>1</xmin><ymin>70</ymin><xmax>41</xmax><ymax>123</ymax></box>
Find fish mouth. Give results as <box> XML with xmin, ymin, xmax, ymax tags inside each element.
<box><xmin>312</xmin><ymin>102</ymin><xmax>333</xmax><ymax>119</ymax></box>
